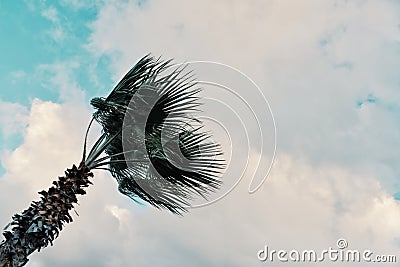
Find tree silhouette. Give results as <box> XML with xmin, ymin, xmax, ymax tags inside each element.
<box><xmin>0</xmin><ymin>55</ymin><xmax>224</xmax><ymax>266</ymax></box>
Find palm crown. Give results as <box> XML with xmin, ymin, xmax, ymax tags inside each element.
<box><xmin>0</xmin><ymin>54</ymin><xmax>225</xmax><ymax>266</ymax></box>
<box><xmin>86</xmin><ymin>54</ymin><xmax>224</xmax><ymax>213</ymax></box>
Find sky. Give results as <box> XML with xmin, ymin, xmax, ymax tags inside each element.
<box><xmin>1</xmin><ymin>0</ymin><xmax>400</xmax><ymax>266</ymax></box>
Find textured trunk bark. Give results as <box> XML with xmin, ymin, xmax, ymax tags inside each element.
<box><xmin>0</xmin><ymin>162</ymin><xmax>93</xmax><ymax>267</ymax></box>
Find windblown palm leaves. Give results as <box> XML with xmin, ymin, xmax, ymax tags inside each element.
<box><xmin>86</xmin><ymin>54</ymin><xmax>224</xmax><ymax>213</ymax></box>
<box><xmin>0</xmin><ymin>54</ymin><xmax>224</xmax><ymax>267</ymax></box>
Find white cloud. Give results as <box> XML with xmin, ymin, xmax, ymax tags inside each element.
<box><xmin>41</xmin><ymin>7</ymin><xmax>58</xmax><ymax>23</ymax></box>
<box><xmin>83</xmin><ymin>0</ymin><xmax>400</xmax><ymax>265</ymax></box>
<box><xmin>0</xmin><ymin>61</ymin><xmax>92</xmax><ymax>219</ymax></box>
<box><xmin>36</xmin><ymin>60</ymin><xmax>87</xmax><ymax>104</ymax></box>
<box><xmin>1</xmin><ymin>98</ymin><xmax>399</xmax><ymax>266</ymax></box>
<box><xmin>41</xmin><ymin>6</ymin><xmax>65</xmax><ymax>42</ymax></box>
<box><xmin>0</xmin><ymin>100</ymin><xmax>29</xmax><ymax>138</ymax></box>
<box><xmin>86</xmin><ymin>0</ymin><xmax>400</xmax><ymax>172</ymax></box>
<box><xmin>3</xmin><ymin>129</ymin><xmax>399</xmax><ymax>266</ymax></box>
<box><xmin>3</xmin><ymin>0</ymin><xmax>400</xmax><ymax>266</ymax></box>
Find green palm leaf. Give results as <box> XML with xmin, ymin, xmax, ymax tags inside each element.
<box><xmin>86</xmin><ymin>55</ymin><xmax>224</xmax><ymax>214</ymax></box>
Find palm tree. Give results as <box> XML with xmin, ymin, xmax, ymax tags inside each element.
<box><xmin>0</xmin><ymin>55</ymin><xmax>224</xmax><ymax>267</ymax></box>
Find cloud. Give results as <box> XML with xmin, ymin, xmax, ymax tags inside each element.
<box><xmin>41</xmin><ymin>6</ymin><xmax>65</xmax><ymax>42</ymax></box>
<box><xmin>0</xmin><ymin>60</ymin><xmax>92</xmax><ymax>220</ymax></box>
<box><xmin>0</xmin><ymin>91</ymin><xmax>108</xmax><ymax>266</ymax></box>
<box><xmin>109</xmin><ymin>154</ymin><xmax>400</xmax><ymax>267</ymax></box>
<box><xmin>36</xmin><ymin>60</ymin><xmax>87</xmax><ymax>104</ymax></box>
<box><xmin>3</xmin><ymin>125</ymin><xmax>399</xmax><ymax>266</ymax></box>
<box><xmin>0</xmin><ymin>100</ymin><xmax>29</xmax><ymax>138</ymax></box>
<box><xmin>2</xmin><ymin>0</ymin><xmax>400</xmax><ymax>266</ymax></box>
<box><xmin>82</xmin><ymin>0</ymin><xmax>400</xmax><ymax>265</ymax></box>
<box><xmin>87</xmin><ymin>0</ymin><xmax>400</xmax><ymax>188</ymax></box>
<box><xmin>0</xmin><ymin>96</ymin><xmax>399</xmax><ymax>266</ymax></box>
<box><xmin>97</xmin><ymin>1</ymin><xmax>400</xmax><ymax>191</ymax></box>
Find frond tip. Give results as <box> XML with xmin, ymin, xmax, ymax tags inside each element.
<box><xmin>88</xmin><ymin>54</ymin><xmax>225</xmax><ymax>214</ymax></box>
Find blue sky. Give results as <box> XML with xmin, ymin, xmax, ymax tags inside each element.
<box><xmin>2</xmin><ymin>1</ymin><xmax>400</xmax><ymax>266</ymax></box>
<box><xmin>0</xmin><ymin>1</ymin><xmax>113</xmax><ymax>174</ymax></box>
<box><xmin>0</xmin><ymin>1</ymin><xmax>104</xmax><ymax>103</ymax></box>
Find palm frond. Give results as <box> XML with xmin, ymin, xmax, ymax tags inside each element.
<box><xmin>87</xmin><ymin>55</ymin><xmax>224</xmax><ymax>214</ymax></box>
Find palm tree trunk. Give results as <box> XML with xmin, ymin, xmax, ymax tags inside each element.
<box><xmin>0</xmin><ymin>162</ymin><xmax>93</xmax><ymax>267</ymax></box>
